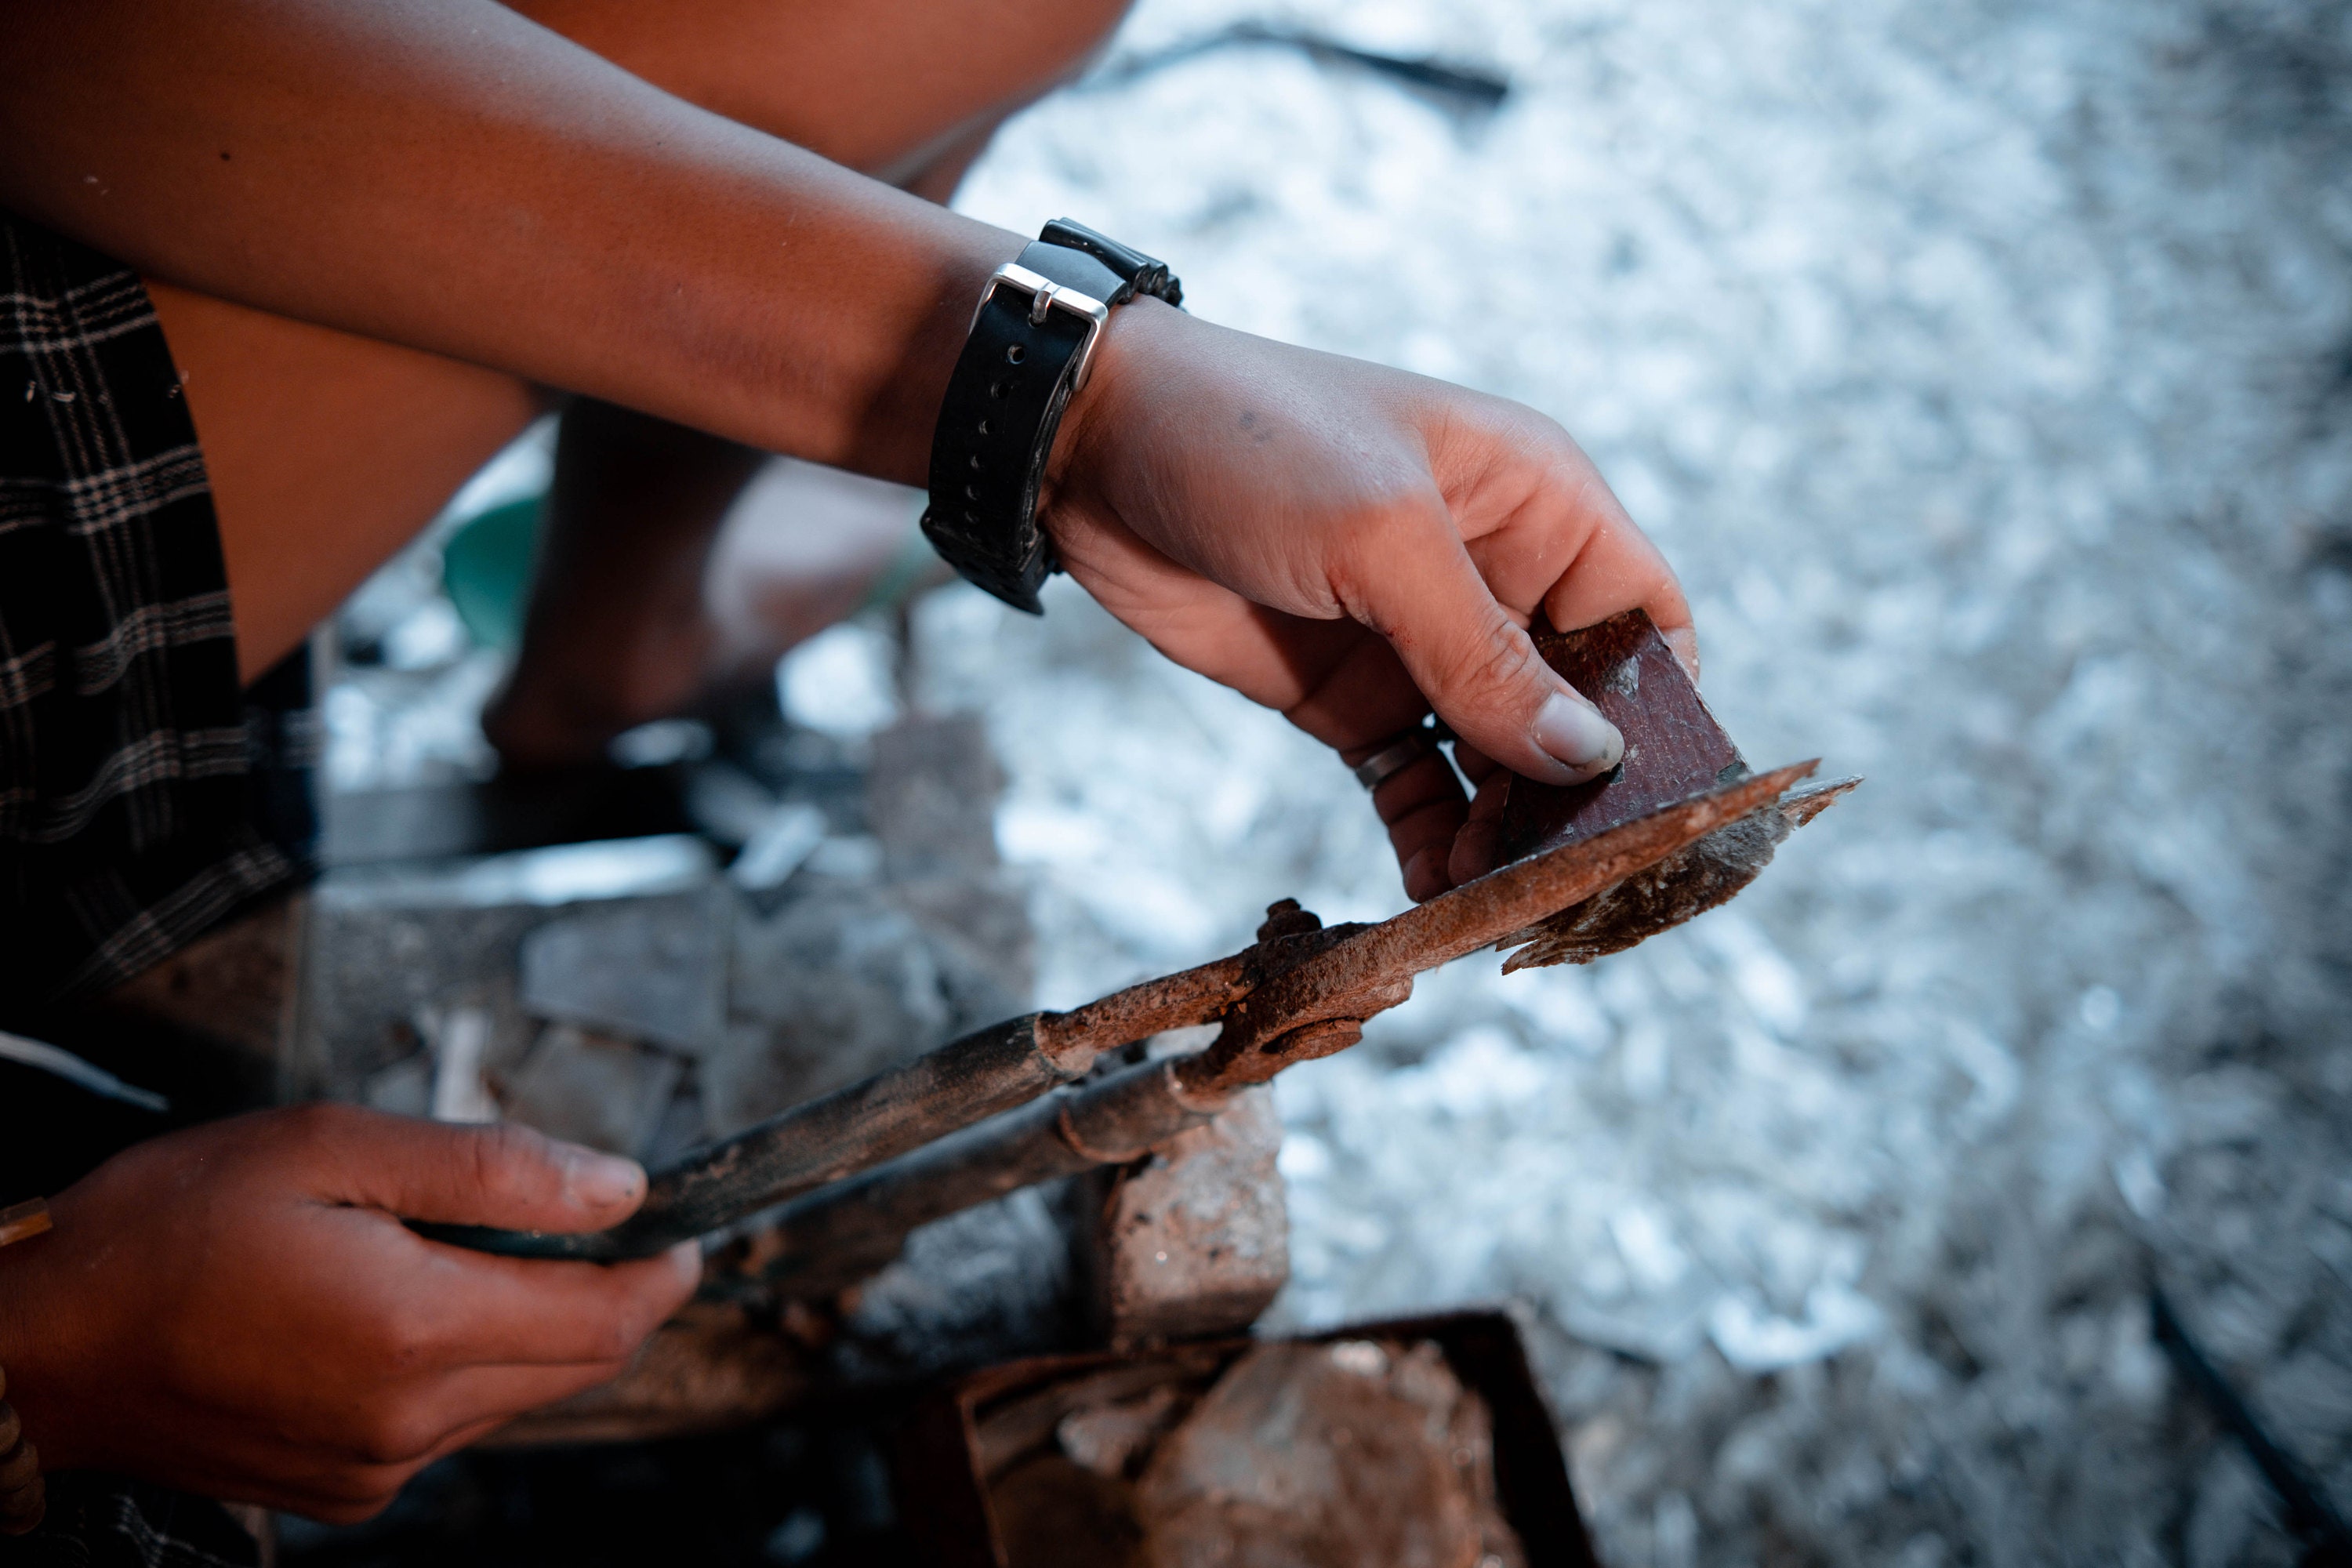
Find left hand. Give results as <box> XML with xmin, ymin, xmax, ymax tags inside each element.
<box><xmin>0</xmin><ymin>1105</ymin><xmax>699</xmax><ymax>1520</ymax></box>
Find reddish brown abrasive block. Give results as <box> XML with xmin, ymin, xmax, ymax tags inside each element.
<box><xmin>1497</xmin><ymin>609</ymin><xmax>1747</xmax><ymax>864</ymax></box>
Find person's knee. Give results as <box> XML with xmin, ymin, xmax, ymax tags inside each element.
<box><xmin>1016</xmin><ymin>0</ymin><xmax>1136</xmax><ymax>81</ymax></box>
<box><xmin>890</xmin><ymin>0</ymin><xmax>1137</xmax><ymax>140</ymax></box>
<box><xmin>524</xmin><ymin>0</ymin><xmax>1136</xmax><ymax>180</ymax></box>
<box><xmin>842</xmin><ymin>0</ymin><xmax>1137</xmax><ymax>189</ymax></box>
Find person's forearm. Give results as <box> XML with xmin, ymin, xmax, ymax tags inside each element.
<box><xmin>0</xmin><ymin>0</ymin><xmax>1018</xmax><ymax>481</ymax></box>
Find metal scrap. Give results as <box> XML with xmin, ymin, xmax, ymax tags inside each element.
<box><xmin>425</xmin><ymin>613</ymin><xmax>1851</xmax><ymax>1265</ymax></box>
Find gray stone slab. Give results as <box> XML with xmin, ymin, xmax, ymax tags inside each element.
<box><xmin>500</xmin><ymin>1024</ymin><xmax>685</xmax><ymax>1157</ymax></box>
<box><xmin>517</xmin><ymin>891</ymin><xmax>725</xmax><ymax>1054</ymax></box>
<box><xmin>296</xmin><ymin>837</ymin><xmax>717</xmax><ymax>1098</ymax></box>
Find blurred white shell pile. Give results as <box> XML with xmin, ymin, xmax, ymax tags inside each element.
<box><xmin>321</xmin><ymin>0</ymin><xmax>2352</xmax><ymax>1560</ymax></box>
<box><xmin>937</xmin><ymin>0</ymin><xmax>2352</xmax><ymax>1562</ymax></box>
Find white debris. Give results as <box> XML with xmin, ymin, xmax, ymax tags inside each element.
<box><xmin>927</xmin><ymin>0</ymin><xmax>2352</xmax><ymax>1557</ymax></box>
<box><xmin>777</xmin><ymin>622</ymin><xmax>903</xmax><ymax>741</ymax></box>
<box><xmin>426</xmin><ymin>1005</ymin><xmax>499</xmax><ymax>1124</ymax></box>
<box><xmin>314</xmin><ymin>0</ymin><xmax>2352</xmax><ymax>1555</ymax></box>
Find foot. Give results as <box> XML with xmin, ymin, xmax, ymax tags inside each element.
<box><xmin>484</xmin><ymin>452</ymin><xmax>930</xmax><ymax>771</ymax></box>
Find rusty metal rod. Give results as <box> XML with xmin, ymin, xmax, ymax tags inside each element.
<box><xmin>420</xmin><ymin>763</ymin><xmax>1818</xmax><ymax>1263</ymax></box>
<box><xmin>752</xmin><ymin>770</ymin><xmax>1819</xmax><ymax>1294</ymax></box>
<box><xmin>1178</xmin><ymin>760</ymin><xmax>1819</xmax><ymax>1091</ymax></box>
<box><xmin>756</xmin><ymin>1055</ymin><xmax>1218</xmax><ymax>1298</ymax></box>
<box><xmin>412</xmin><ymin>947</ymin><xmax>1261</xmax><ymax>1261</ymax></box>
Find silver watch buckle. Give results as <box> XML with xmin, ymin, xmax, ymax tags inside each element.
<box><xmin>975</xmin><ymin>263</ymin><xmax>1115</xmax><ymax>392</ymax></box>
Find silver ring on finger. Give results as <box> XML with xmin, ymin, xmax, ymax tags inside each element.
<box><xmin>1352</xmin><ymin>717</ymin><xmax>1452</xmax><ymax>792</ymax></box>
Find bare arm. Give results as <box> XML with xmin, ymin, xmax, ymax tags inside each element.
<box><xmin>0</xmin><ymin>0</ymin><xmax>1692</xmax><ymax>889</ymax></box>
<box><xmin>0</xmin><ymin>9</ymin><xmax>1699</xmax><ymax>1514</ymax></box>
<box><xmin>0</xmin><ymin>0</ymin><xmax>1012</xmax><ymax>481</ymax></box>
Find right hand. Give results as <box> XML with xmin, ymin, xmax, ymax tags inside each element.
<box><xmin>0</xmin><ymin>1105</ymin><xmax>699</xmax><ymax>1521</ymax></box>
<box><xmin>1045</xmin><ymin>302</ymin><xmax>1696</xmax><ymax>901</ymax></box>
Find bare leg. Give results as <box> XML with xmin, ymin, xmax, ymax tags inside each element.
<box><xmin>481</xmin><ymin>120</ymin><xmax>1007</xmax><ymax>768</ymax></box>
<box><xmin>164</xmin><ymin>0</ymin><xmax>1132</xmax><ymax>687</ymax></box>
<box><xmin>151</xmin><ymin>287</ymin><xmax>551</xmax><ymax>683</ymax></box>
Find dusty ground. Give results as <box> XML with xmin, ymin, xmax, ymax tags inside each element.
<box><xmin>316</xmin><ymin>0</ymin><xmax>2352</xmax><ymax>1562</ymax></box>
<box><xmin>927</xmin><ymin>0</ymin><xmax>2352</xmax><ymax>1562</ymax></box>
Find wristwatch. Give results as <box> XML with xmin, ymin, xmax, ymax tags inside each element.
<box><xmin>921</xmin><ymin>219</ymin><xmax>1181</xmax><ymax>613</ymax></box>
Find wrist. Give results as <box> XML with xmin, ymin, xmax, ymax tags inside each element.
<box><xmin>920</xmin><ymin>222</ymin><xmax>1185</xmax><ymax>611</ymax></box>
<box><xmin>837</xmin><ymin>210</ymin><xmax>1026</xmax><ymax>482</ymax></box>
<box><xmin>1044</xmin><ymin>291</ymin><xmax>1185</xmax><ymax>502</ymax></box>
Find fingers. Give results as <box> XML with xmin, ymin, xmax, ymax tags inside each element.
<box><xmin>1530</xmin><ymin>510</ymin><xmax>1697</xmax><ymax>681</ymax></box>
<box><xmin>304</xmin><ymin>1105</ymin><xmax>650</xmax><ymax>1234</ymax></box>
<box><xmin>1447</xmin><ymin>746</ymin><xmax>1511</xmax><ymax>888</ymax></box>
<box><xmin>1439</xmin><ymin>412</ymin><xmax>1697</xmax><ymax>680</ymax></box>
<box><xmin>1069</xmin><ymin>544</ymin><xmax>1478</xmax><ymax>898</ymax></box>
<box><xmin>1363</xmin><ymin>751</ymin><xmax>1468</xmax><ymax>902</ymax></box>
<box><xmin>173</xmin><ymin>1237</ymin><xmax>693</xmax><ymax>1519</ymax></box>
<box><xmin>1659</xmin><ymin>622</ymin><xmax>1700</xmax><ymax>683</ymax></box>
<box><xmin>1060</xmin><ymin>509</ymin><xmax>1441</xmax><ymax>752</ymax></box>
<box><xmin>1369</xmin><ymin>742</ymin><xmax>1512</xmax><ymax>902</ymax></box>
<box><xmin>1335</xmin><ymin>499</ymin><xmax>1622</xmax><ymax>789</ymax></box>
<box><xmin>287</xmin><ymin>1105</ymin><xmax>696</xmax><ymax>1366</ymax></box>
<box><xmin>1051</xmin><ymin>501</ymin><xmax>1361</xmax><ymax>715</ymax></box>
<box><xmin>1050</xmin><ymin>399</ymin><xmax>1697</xmax><ymax>901</ymax></box>
<box><xmin>374</xmin><ymin>1229</ymin><xmax>702</xmax><ymax>1367</ymax></box>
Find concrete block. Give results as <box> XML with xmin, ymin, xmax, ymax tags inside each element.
<box><xmin>517</xmin><ymin>892</ymin><xmax>725</xmax><ymax>1054</ymax></box>
<box><xmin>1085</xmin><ymin>1086</ymin><xmax>1290</xmax><ymax>1348</ymax></box>
<box><xmin>500</xmin><ymin>1024</ymin><xmax>684</xmax><ymax>1157</ymax></box>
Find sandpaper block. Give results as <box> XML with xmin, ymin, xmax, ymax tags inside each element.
<box><xmin>1493</xmin><ymin>610</ymin><xmax>1853</xmax><ymax>969</ymax></box>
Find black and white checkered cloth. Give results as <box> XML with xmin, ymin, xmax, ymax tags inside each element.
<box><xmin>1</xmin><ymin>1474</ymin><xmax>262</xmax><ymax>1568</ymax></box>
<box><xmin>0</xmin><ymin>210</ymin><xmax>314</xmax><ymax>1015</ymax></box>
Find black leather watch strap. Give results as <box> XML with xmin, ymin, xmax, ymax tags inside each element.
<box><xmin>920</xmin><ymin>220</ymin><xmax>1179</xmax><ymax>613</ymax></box>
<box><xmin>1036</xmin><ymin>217</ymin><xmax>1182</xmax><ymax>309</ymax></box>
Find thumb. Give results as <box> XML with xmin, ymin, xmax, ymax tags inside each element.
<box><xmin>1348</xmin><ymin>512</ymin><xmax>1622</xmax><ymax>786</ymax></box>
<box><xmin>310</xmin><ymin>1106</ymin><xmax>648</xmax><ymax>1235</ymax></box>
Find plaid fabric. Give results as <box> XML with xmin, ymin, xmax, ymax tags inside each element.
<box><xmin>0</xmin><ymin>1474</ymin><xmax>260</xmax><ymax>1568</ymax></box>
<box><xmin>0</xmin><ymin>212</ymin><xmax>314</xmax><ymax>1014</ymax></box>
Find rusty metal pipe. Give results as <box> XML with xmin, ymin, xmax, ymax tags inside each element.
<box><xmin>413</xmin><ymin>947</ymin><xmax>1260</xmax><ymax>1261</ymax></box>
<box><xmin>740</xmin><ymin>768</ymin><xmax>1823</xmax><ymax>1294</ymax></box>
<box><xmin>422</xmin><ymin>763</ymin><xmax>1825</xmax><ymax>1263</ymax></box>
<box><xmin>1178</xmin><ymin>760</ymin><xmax>1819</xmax><ymax>1093</ymax></box>
<box><xmin>754</xmin><ymin>1054</ymin><xmax>1221</xmax><ymax>1298</ymax></box>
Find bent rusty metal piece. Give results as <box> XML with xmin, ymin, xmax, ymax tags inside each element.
<box><xmin>419</xmin><ymin>764</ymin><xmax>1817</xmax><ymax>1262</ymax></box>
<box><xmin>422</xmin><ymin>611</ymin><xmax>1853</xmax><ymax>1264</ymax></box>
<box><xmin>751</xmin><ymin>762</ymin><xmax>1835</xmax><ymax>1297</ymax></box>
<box><xmin>411</xmin><ymin>943</ymin><xmax>1279</xmax><ymax>1260</ymax></box>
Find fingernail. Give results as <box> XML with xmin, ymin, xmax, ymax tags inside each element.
<box><xmin>563</xmin><ymin>1146</ymin><xmax>644</xmax><ymax>1207</ymax></box>
<box><xmin>1450</xmin><ymin>821</ymin><xmax>1500</xmax><ymax>886</ymax></box>
<box><xmin>1402</xmin><ymin>845</ymin><xmax>1450</xmax><ymax>903</ymax></box>
<box><xmin>1533</xmin><ymin>692</ymin><xmax>1624</xmax><ymax>777</ymax></box>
